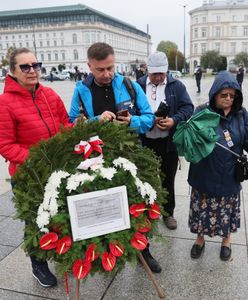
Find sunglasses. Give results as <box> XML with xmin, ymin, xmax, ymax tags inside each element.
<box><xmin>219</xmin><ymin>93</ymin><xmax>235</xmax><ymax>99</ymax></box>
<box><xmin>19</xmin><ymin>62</ymin><xmax>42</xmax><ymax>73</ymax></box>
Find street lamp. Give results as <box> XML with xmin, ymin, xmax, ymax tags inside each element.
<box><xmin>182</xmin><ymin>4</ymin><xmax>188</xmax><ymax>75</ymax></box>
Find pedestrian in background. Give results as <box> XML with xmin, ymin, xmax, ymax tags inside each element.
<box><xmin>194</xmin><ymin>65</ymin><xmax>202</xmax><ymax>93</ymax></box>
<box><xmin>136</xmin><ymin>63</ymin><xmax>147</xmax><ymax>80</ymax></box>
<box><xmin>0</xmin><ymin>48</ymin><xmax>71</xmax><ymax>288</ymax></box>
<box><xmin>236</xmin><ymin>64</ymin><xmax>245</xmax><ymax>89</ymax></box>
<box><xmin>188</xmin><ymin>71</ymin><xmax>248</xmax><ymax>261</ymax></box>
<box><xmin>137</xmin><ymin>52</ymin><xmax>194</xmax><ymax>231</ymax></box>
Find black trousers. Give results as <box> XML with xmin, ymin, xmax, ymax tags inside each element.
<box><xmin>196</xmin><ymin>79</ymin><xmax>201</xmax><ymax>92</ymax></box>
<box><xmin>141</xmin><ymin>136</ymin><xmax>178</xmax><ymax>216</ymax></box>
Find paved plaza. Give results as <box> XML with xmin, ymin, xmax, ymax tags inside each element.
<box><xmin>0</xmin><ymin>76</ymin><xmax>248</xmax><ymax>299</ymax></box>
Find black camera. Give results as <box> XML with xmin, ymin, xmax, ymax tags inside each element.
<box><xmin>155</xmin><ymin>100</ymin><xmax>170</xmax><ymax>118</ymax></box>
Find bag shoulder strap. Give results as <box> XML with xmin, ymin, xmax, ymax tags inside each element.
<box><xmin>123</xmin><ymin>76</ymin><xmax>136</xmax><ymax>108</ymax></box>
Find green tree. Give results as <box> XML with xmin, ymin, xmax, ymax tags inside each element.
<box><xmin>1</xmin><ymin>46</ymin><xmax>16</xmax><ymax>67</ymax></box>
<box><xmin>233</xmin><ymin>52</ymin><xmax>248</xmax><ymax>67</ymax></box>
<box><xmin>157</xmin><ymin>40</ymin><xmax>178</xmax><ymax>57</ymax></box>
<box><xmin>58</xmin><ymin>64</ymin><xmax>66</xmax><ymax>72</ymax></box>
<box><xmin>201</xmin><ymin>50</ymin><xmax>227</xmax><ymax>71</ymax></box>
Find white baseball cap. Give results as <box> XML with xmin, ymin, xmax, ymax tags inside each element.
<box><xmin>147</xmin><ymin>52</ymin><xmax>168</xmax><ymax>74</ymax></box>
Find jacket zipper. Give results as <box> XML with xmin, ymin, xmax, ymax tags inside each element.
<box><xmin>32</xmin><ymin>94</ymin><xmax>52</xmax><ymax>137</ymax></box>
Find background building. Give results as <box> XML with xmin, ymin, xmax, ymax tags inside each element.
<box><xmin>189</xmin><ymin>0</ymin><xmax>248</xmax><ymax>73</ymax></box>
<box><xmin>0</xmin><ymin>4</ymin><xmax>151</xmax><ymax>73</ymax></box>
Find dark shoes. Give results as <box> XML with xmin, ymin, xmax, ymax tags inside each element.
<box><xmin>190</xmin><ymin>242</ymin><xmax>205</xmax><ymax>259</ymax></box>
<box><xmin>142</xmin><ymin>247</ymin><xmax>162</xmax><ymax>273</ymax></box>
<box><xmin>32</xmin><ymin>262</ymin><xmax>57</xmax><ymax>288</ymax></box>
<box><xmin>220</xmin><ymin>246</ymin><xmax>232</xmax><ymax>261</ymax></box>
<box><xmin>163</xmin><ymin>216</ymin><xmax>177</xmax><ymax>230</ymax></box>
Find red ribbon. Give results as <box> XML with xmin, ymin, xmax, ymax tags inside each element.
<box><xmin>74</xmin><ymin>136</ymin><xmax>104</xmax><ymax>160</ymax></box>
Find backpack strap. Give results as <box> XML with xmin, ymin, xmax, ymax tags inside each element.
<box><xmin>123</xmin><ymin>76</ymin><xmax>139</xmax><ymax>115</ymax></box>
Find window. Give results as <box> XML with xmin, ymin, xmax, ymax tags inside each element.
<box><xmin>74</xmin><ymin>49</ymin><xmax>79</xmax><ymax>60</ymax></box>
<box><xmin>25</xmin><ymin>34</ymin><xmax>28</xmax><ymax>38</ymax></box>
<box><xmin>48</xmin><ymin>53</ymin><xmax>51</xmax><ymax>61</ymax></box>
<box><xmin>232</xmin><ymin>15</ymin><xmax>236</xmax><ymax>21</ymax></box>
<box><xmin>92</xmin><ymin>32</ymin><xmax>96</xmax><ymax>43</ymax></box>
<box><xmin>53</xmin><ymin>32</ymin><xmax>56</xmax><ymax>37</ymax></box>
<box><xmin>60</xmin><ymin>32</ymin><xmax>63</xmax><ymax>36</ymax></box>
<box><xmin>202</xmin><ymin>16</ymin><xmax>206</xmax><ymax>23</ymax></box>
<box><xmin>195</xmin><ymin>17</ymin><xmax>198</xmax><ymax>24</ymax></box>
<box><xmin>41</xmin><ymin>53</ymin><xmax>44</xmax><ymax>61</ymax></box>
<box><xmin>231</xmin><ymin>26</ymin><xmax>237</xmax><ymax>36</ymax></box>
<box><xmin>19</xmin><ymin>42</ymin><xmax>22</xmax><ymax>47</ymax></box>
<box><xmin>194</xmin><ymin>44</ymin><xmax>198</xmax><ymax>54</ymax></box>
<box><xmin>201</xmin><ymin>43</ymin><xmax>207</xmax><ymax>54</ymax></box>
<box><xmin>216</xmin><ymin>15</ymin><xmax>221</xmax><ymax>22</ymax></box>
<box><xmin>215</xmin><ymin>27</ymin><xmax>221</xmax><ymax>37</ymax></box>
<box><xmin>26</xmin><ymin>42</ymin><xmax>29</xmax><ymax>47</ymax></box>
<box><xmin>215</xmin><ymin>43</ymin><xmax>221</xmax><ymax>52</ymax></box>
<box><xmin>12</xmin><ymin>35</ymin><xmax>15</xmax><ymax>39</ymax></box>
<box><xmin>194</xmin><ymin>28</ymin><xmax>198</xmax><ymax>38</ymax></box>
<box><xmin>85</xmin><ymin>33</ymin><xmax>90</xmax><ymax>43</ymax></box>
<box><xmin>55</xmin><ymin>53</ymin><xmax>58</xmax><ymax>61</ymax></box>
<box><xmin>19</xmin><ymin>35</ymin><xmax>22</xmax><ymax>39</ymax></box>
<box><xmin>46</xmin><ymin>33</ymin><xmax>49</xmax><ymax>37</ymax></box>
<box><xmin>54</xmin><ymin>40</ymin><xmax>57</xmax><ymax>46</ymax></box>
<box><xmin>61</xmin><ymin>40</ymin><xmax>64</xmax><ymax>46</ymax></box>
<box><xmin>62</xmin><ymin>52</ymin><xmax>65</xmax><ymax>60</ymax></box>
<box><xmin>243</xmin><ymin>26</ymin><xmax>248</xmax><ymax>36</ymax></box>
<box><xmin>201</xmin><ymin>28</ymin><xmax>207</xmax><ymax>37</ymax></box>
<box><xmin>230</xmin><ymin>42</ymin><xmax>236</xmax><ymax>54</ymax></box>
<box><xmin>40</xmin><ymin>41</ymin><xmax>43</xmax><ymax>47</ymax></box>
<box><xmin>72</xmin><ymin>33</ymin><xmax>77</xmax><ymax>44</ymax></box>
<box><xmin>47</xmin><ymin>40</ymin><xmax>50</xmax><ymax>46</ymax></box>
<box><xmin>242</xmin><ymin>42</ymin><xmax>248</xmax><ymax>52</ymax></box>
<box><xmin>245</xmin><ymin>15</ymin><xmax>248</xmax><ymax>21</ymax></box>
<box><xmin>39</xmin><ymin>33</ymin><xmax>42</xmax><ymax>38</ymax></box>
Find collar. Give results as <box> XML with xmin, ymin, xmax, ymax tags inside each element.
<box><xmin>146</xmin><ymin>76</ymin><xmax>167</xmax><ymax>86</ymax></box>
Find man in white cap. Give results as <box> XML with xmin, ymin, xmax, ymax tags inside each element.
<box><xmin>137</xmin><ymin>52</ymin><xmax>194</xmax><ymax>230</ymax></box>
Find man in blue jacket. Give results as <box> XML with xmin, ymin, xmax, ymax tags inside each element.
<box><xmin>69</xmin><ymin>42</ymin><xmax>162</xmax><ymax>273</ymax></box>
<box><xmin>69</xmin><ymin>42</ymin><xmax>154</xmax><ymax>134</ymax></box>
<box><xmin>137</xmin><ymin>52</ymin><xmax>194</xmax><ymax>230</ymax></box>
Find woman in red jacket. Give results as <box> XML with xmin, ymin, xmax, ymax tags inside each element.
<box><xmin>0</xmin><ymin>48</ymin><xmax>71</xmax><ymax>288</ymax></box>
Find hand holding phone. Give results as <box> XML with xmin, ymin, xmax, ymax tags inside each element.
<box><xmin>116</xmin><ymin>109</ymin><xmax>129</xmax><ymax>119</ymax></box>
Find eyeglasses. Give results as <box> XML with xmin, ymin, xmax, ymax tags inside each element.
<box><xmin>19</xmin><ymin>62</ymin><xmax>42</xmax><ymax>73</ymax></box>
<box><xmin>151</xmin><ymin>85</ymin><xmax>157</xmax><ymax>101</ymax></box>
<box><xmin>219</xmin><ymin>93</ymin><xmax>235</xmax><ymax>99</ymax></box>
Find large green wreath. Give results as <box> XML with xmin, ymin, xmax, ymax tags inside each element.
<box><xmin>13</xmin><ymin>121</ymin><xmax>166</xmax><ymax>278</ymax></box>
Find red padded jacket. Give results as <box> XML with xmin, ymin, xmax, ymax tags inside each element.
<box><xmin>0</xmin><ymin>75</ymin><xmax>71</xmax><ymax>176</ymax></box>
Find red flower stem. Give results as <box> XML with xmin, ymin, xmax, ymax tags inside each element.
<box><xmin>64</xmin><ymin>272</ymin><xmax>69</xmax><ymax>299</ymax></box>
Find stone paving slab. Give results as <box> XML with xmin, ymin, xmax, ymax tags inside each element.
<box><xmin>103</xmin><ymin>238</ymin><xmax>248</xmax><ymax>300</ymax></box>
<box><xmin>0</xmin><ymin>191</ymin><xmax>15</xmax><ymax>216</ymax></box>
<box><xmin>0</xmin><ymin>245</ymin><xmax>15</xmax><ymax>262</ymax></box>
<box><xmin>0</xmin><ymin>217</ymin><xmax>24</xmax><ymax>247</ymax></box>
<box><xmin>0</xmin><ymin>289</ymin><xmax>50</xmax><ymax>300</ymax></box>
<box><xmin>0</xmin><ymin>247</ymin><xmax>115</xmax><ymax>300</ymax></box>
<box><xmin>159</xmin><ymin>195</ymin><xmax>247</xmax><ymax>246</ymax></box>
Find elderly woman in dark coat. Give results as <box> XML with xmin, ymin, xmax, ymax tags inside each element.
<box><xmin>188</xmin><ymin>71</ymin><xmax>248</xmax><ymax>261</ymax></box>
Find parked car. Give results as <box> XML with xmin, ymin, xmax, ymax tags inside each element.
<box><xmin>168</xmin><ymin>70</ymin><xmax>182</xmax><ymax>78</ymax></box>
<box><xmin>59</xmin><ymin>70</ymin><xmax>70</xmax><ymax>80</ymax></box>
<box><xmin>41</xmin><ymin>72</ymin><xmax>64</xmax><ymax>81</ymax></box>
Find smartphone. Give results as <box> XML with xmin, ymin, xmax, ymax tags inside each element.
<box><xmin>116</xmin><ymin>109</ymin><xmax>129</xmax><ymax>118</ymax></box>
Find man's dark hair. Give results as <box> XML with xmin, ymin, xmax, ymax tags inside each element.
<box><xmin>9</xmin><ymin>48</ymin><xmax>34</xmax><ymax>72</ymax></box>
<box><xmin>87</xmin><ymin>43</ymin><xmax>114</xmax><ymax>61</ymax></box>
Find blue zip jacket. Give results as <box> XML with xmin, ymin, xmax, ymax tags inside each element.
<box><xmin>137</xmin><ymin>74</ymin><xmax>194</xmax><ymax>152</ymax></box>
<box><xmin>69</xmin><ymin>73</ymin><xmax>154</xmax><ymax>134</ymax></box>
<box><xmin>188</xmin><ymin>71</ymin><xmax>248</xmax><ymax>197</ymax></box>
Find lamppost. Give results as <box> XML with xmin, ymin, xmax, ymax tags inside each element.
<box><xmin>182</xmin><ymin>4</ymin><xmax>188</xmax><ymax>75</ymax></box>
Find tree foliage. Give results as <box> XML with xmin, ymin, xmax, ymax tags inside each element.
<box><xmin>200</xmin><ymin>50</ymin><xmax>227</xmax><ymax>71</ymax></box>
<box><xmin>1</xmin><ymin>46</ymin><xmax>16</xmax><ymax>67</ymax></box>
<box><xmin>233</xmin><ymin>52</ymin><xmax>248</xmax><ymax>68</ymax></box>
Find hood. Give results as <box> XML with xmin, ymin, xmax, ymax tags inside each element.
<box><xmin>4</xmin><ymin>75</ymin><xmax>41</xmax><ymax>98</ymax></box>
<box><xmin>208</xmin><ymin>71</ymin><xmax>243</xmax><ymax>112</ymax></box>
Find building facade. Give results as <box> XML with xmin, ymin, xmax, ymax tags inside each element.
<box><xmin>0</xmin><ymin>4</ymin><xmax>151</xmax><ymax>73</ymax></box>
<box><xmin>189</xmin><ymin>0</ymin><xmax>248</xmax><ymax>73</ymax></box>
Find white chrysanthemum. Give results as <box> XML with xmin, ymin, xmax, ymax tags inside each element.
<box><xmin>144</xmin><ymin>182</ymin><xmax>157</xmax><ymax>204</ymax></box>
<box><xmin>98</xmin><ymin>167</ymin><xmax>117</xmax><ymax>180</ymax></box>
<box><xmin>66</xmin><ymin>173</ymin><xmax>95</xmax><ymax>192</ymax></box>
<box><xmin>36</xmin><ymin>211</ymin><xmax>50</xmax><ymax>229</ymax></box>
<box><xmin>113</xmin><ymin>157</ymin><xmax>137</xmax><ymax>176</ymax></box>
<box><xmin>135</xmin><ymin>177</ymin><xmax>147</xmax><ymax>198</ymax></box>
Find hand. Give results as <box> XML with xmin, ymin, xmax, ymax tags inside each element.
<box><xmin>156</xmin><ymin>117</ymin><xmax>175</xmax><ymax>131</ymax></box>
<box><xmin>75</xmin><ymin>114</ymin><xmax>87</xmax><ymax>125</ymax></box>
<box><xmin>114</xmin><ymin>112</ymin><xmax>131</xmax><ymax>126</ymax></box>
<box><xmin>99</xmin><ymin>111</ymin><xmax>116</xmax><ymax>122</ymax></box>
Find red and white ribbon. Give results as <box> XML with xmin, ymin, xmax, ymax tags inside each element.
<box><xmin>74</xmin><ymin>136</ymin><xmax>104</xmax><ymax>170</ymax></box>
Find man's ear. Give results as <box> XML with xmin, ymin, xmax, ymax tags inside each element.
<box><xmin>87</xmin><ymin>62</ymin><xmax>91</xmax><ymax>70</ymax></box>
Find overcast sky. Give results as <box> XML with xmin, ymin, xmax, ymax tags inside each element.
<box><xmin>0</xmin><ymin>0</ymin><xmax>202</xmax><ymax>55</ymax></box>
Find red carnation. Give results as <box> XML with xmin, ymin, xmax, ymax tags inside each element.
<box><xmin>56</xmin><ymin>236</ymin><xmax>72</xmax><ymax>255</ymax></box>
<box><xmin>130</xmin><ymin>232</ymin><xmax>148</xmax><ymax>250</ymax></box>
<box><xmin>129</xmin><ymin>203</ymin><xmax>146</xmax><ymax>218</ymax></box>
<box><xmin>149</xmin><ymin>203</ymin><xmax>161</xmax><ymax>219</ymax></box>
<box><xmin>39</xmin><ymin>232</ymin><xmax>58</xmax><ymax>250</ymax></box>
<box><xmin>72</xmin><ymin>259</ymin><xmax>91</xmax><ymax>280</ymax></box>
<box><xmin>85</xmin><ymin>243</ymin><xmax>99</xmax><ymax>262</ymax></box>
<box><xmin>102</xmin><ymin>252</ymin><xmax>116</xmax><ymax>272</ymax></box>
<box><xmin>137</xmin><ymin>218</ymin><xmax>151</xmax><ymax>233</ymax></box>
<box><xmin>109</xmin><ymin>241</ymin><xmax>124</xmax><ymax>257</ymax></box>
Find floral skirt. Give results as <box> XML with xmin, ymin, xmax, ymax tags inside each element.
<box><xmin>189</xmin><ymin>189</ymin><xmax>240</xmax><ymax>238</ymax></box>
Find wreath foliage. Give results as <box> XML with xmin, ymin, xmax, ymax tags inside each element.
<box><xmin>13</xmin><ymin>121</ymin><xmax>166</xmax><ymax>278</ymax></box>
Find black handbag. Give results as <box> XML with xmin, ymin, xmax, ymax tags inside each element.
<box><xmin>235</xmin><ymin>154</ymin><xmax>248</xmax><ymax>182</ymax></box>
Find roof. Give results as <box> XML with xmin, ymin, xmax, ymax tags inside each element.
<box><xmin>189</xmin><ymin>0</ymin><xmax>248</xmax><ymax>14</ymax></box>
<box><xmin>0</xmin><ymin>4</ymin><xmax>148</xmax><ymax>37</ymax></box>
